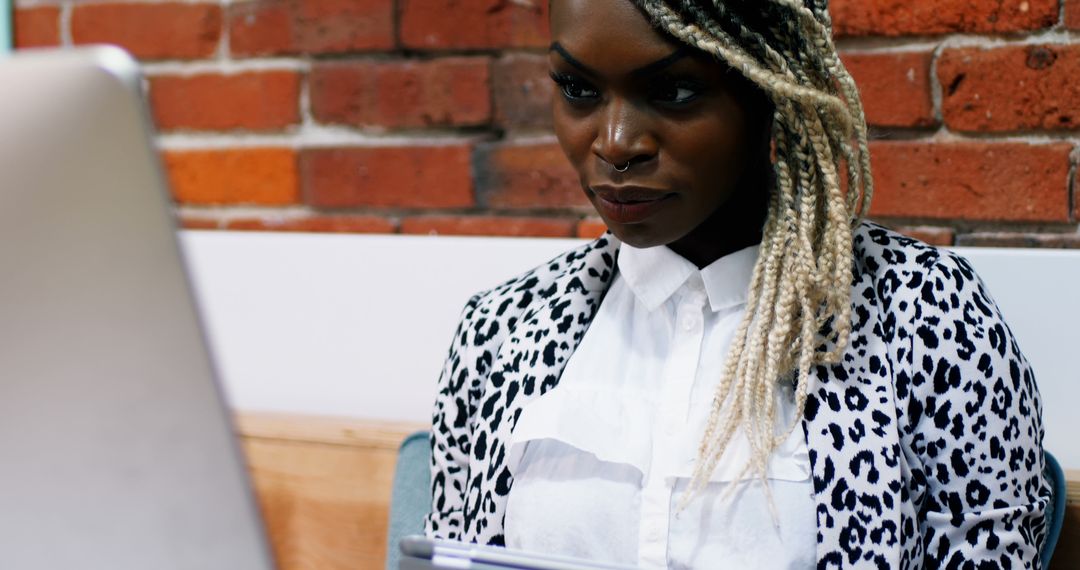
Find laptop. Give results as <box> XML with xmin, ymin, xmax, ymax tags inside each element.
<box><xmin>0</xmin><ymin>47</ymin><xmax>275</xmax><ymax>569</ymax></box>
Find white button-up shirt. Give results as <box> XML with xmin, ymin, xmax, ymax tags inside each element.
<box><xmin>503</xmin><ymin>242</ymin><xmax>816</xmax><ymax>569</ymax></box>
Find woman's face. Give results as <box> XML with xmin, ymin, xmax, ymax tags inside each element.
<box><xmin>549</xmin><ymin>0</ymin><xmax>760</xmax><ymax>251</ymax></box>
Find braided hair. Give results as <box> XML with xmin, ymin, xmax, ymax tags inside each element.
<box><xmin>629</xmin><ymin>0</ymin><xmax>873</xmax><ymax>499</ymax></box>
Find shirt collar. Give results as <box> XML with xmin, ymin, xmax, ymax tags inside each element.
<box><xmin>699</xmin><ymin>243</ymin><xmax>759</xmax><ymax>312</ymax></box>
<box><xmin>618</xmin><ymin>242</ymin><xmax>760</xmax><ymax>313</ymax></box>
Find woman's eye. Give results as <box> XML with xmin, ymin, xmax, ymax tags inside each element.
<box><xmin>653</xmin><ymin>82</ymin><xmax>701</xmax><ymax>105</ymax></box>
<box><xmin>549</xmin><ymin>73</ymin><xmax>599</xmax><ymax>102</ymax></box>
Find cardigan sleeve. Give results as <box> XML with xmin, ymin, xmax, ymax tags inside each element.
<box><xmin>424</xmin><ymin>295</ymin><xmax>483</xmax><ymax>541</ymax></box>
<box><xmin>906</xmin><ymin>252</ymin><xmax>1050</xmax><ymax>568</ymax></box>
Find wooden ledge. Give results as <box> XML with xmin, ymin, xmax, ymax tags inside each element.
<box><xmin>235</xmin><ymin>412</ymin><xmax>426</xmax><ymax>569</ymax></box>
<box><xmin>235</xmin><ymin>412</ymin><xmax>425</xmax><ymax>450</ymax></box>
<box><xmin>1067</xmin><ymin>469</ymin><xmax>1080</xmax><ymax>505</ymax></box>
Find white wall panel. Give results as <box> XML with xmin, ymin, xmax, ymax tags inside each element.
<box><xmin>179</xmin><ymin>232</ymin><xmax>1080</xmax><ymax>467</ymax></box>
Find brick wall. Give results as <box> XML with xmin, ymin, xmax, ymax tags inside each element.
<box><xmin>12</xmin><ymin>0</ymin><xmax>1080</xmax><ymax>247</ymax></box>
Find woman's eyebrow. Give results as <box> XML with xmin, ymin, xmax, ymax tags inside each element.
<box><xmin>549</xmin><ymin>42</ymin><xmax>690</xmax><ymax>78</ymax></box>
<box><xmin>629</xmin><ymin>46</ymin><xmax>690</xmax><ymax>78</ymax></box>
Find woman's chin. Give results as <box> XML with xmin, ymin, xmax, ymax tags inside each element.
<box><xmin>602</xmin><ymin>222</ymin><xmax>677</xmax><ymax>250</ymax></box>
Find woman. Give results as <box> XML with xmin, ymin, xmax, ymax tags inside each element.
<box><xmin>425</xmin><ymin>1</ymin><xmax>1050</xmax><ymax>568</ymax></box>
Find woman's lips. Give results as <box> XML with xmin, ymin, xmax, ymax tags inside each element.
<box><xmin>591</xmin><ymin>186</ymin><xmax>674</xmax><ymax>224</ymax></box>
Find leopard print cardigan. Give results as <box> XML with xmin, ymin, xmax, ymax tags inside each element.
<box><xmin>424</xmin><ymin>223</ymin><xmax>1050</xmax><ymax>569</ymax></box>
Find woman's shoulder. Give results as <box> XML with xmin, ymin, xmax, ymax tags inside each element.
<box><xmin>854</xmin><ymin>221</ymin><xmax>946</xmax><ymax>275</ymax></box>
<box><xmin>853</xmin><ymin>221</ymin><xmax>983</xmax><ymax>303</ymax></box>
<box><xmin>852</xmin><ymin>222</ymin><xmax>1025</xmax><ymax>379</ymax></box>
<box><xmin>460</xmin><ymin>233</ymin><xmax>620</xmax><ymax>328</ymax></box>
<box><xmin>849</xmin><ymin>221</ymin><xmax>1018</xmax><ymax>372</ymax></box>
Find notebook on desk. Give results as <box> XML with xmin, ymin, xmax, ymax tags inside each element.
<box><xmin>400</xmin><ymin>536</ymin><xmax>638</xmax><ymax>570</ymax></box>
<box><xmin>0</xmin><ymin>47</ymin><xmax>275</xmax><ymax>569</ymax></box>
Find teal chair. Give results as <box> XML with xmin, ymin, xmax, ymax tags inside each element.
<box><xmin>383</xmin><ymin>434</ymin><xmax>1068</xmax><ymax>570</ymax></box>
<box><xmin>386</xmin><ymin>432</ymin><xmax>433</xmax><ymax>570</ymax></box>
<box><xmin>1043</xmin><ymin>451</ymin><xmax>1067</xmax><ymax>569</ymax></box>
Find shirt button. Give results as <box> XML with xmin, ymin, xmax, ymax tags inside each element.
<box><xmin>682</xmin><ymin>317</ymin><xmax>699</xmax><ymax>331</ymax></box>
<box><xmin>687</xmin><ymin>274</ymin><xmax>704</xmax><ymax>292</ymax></box>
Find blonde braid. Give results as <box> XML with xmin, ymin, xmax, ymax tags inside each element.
<box><xmin>771</xmin><ymin>0</ymin><xmax>875</xmax><ymax>219</ymax></box>
<box><xmin>632</xmin><ymin>0</ymin><xmax>873</xmax><ymax>499</ymax></box>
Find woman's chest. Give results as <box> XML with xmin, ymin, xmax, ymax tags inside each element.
<box><xmin>462</xmin><ymin>271</ymin><xmax>913</xmax><ymax>565</ymax></box>
<box><xmin>499</xmin><ymin>275</ymin><xmax>819</xmax><ymax>568</ymax></box>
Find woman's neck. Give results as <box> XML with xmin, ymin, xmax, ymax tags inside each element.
<box><xmin>666</xmin><ymin>169</ymin><xmax>770</xmax><ymax>269</ymax></box>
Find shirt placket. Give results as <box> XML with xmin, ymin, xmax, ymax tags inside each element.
<box><xmin>637</xmin><ymin>277</ymin><xmax>708</xmax><ymax>569</ymax></box>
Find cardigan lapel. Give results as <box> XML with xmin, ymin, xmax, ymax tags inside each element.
<box><xmin>463</xmin><ymin>235</ymin><xmax>620</xmax><ymax>544</ymax></box>
<box><xmin>803</xmin><ymin>265</ymin><xmax>905</xmax><ymax>568</ymax></box>
<box><xmin>503</xmin><ymin>234</ymin><xmax>620</xmax><ymax>400</ymax></box>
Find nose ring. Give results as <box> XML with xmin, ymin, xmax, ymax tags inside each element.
<box><xmin>613</xmin><ymin>162</ymin><xmax>631</xmax><ymax>173</ymax></box>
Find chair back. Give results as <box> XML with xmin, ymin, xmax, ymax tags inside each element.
<box><xmin>385</xmin><ymin>432</ymin><xmax>433</xmax><ymax>570</ymax></box>
<box><xmin>1043</xmin><ymin>451</ymin><xmax>1067</xmax><ymax>568</ymax></box>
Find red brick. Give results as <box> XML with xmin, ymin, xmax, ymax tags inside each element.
<box><xmin>311</xmin><ymin>58</ymin><xmax>491</xmax><ymax>129</ymax></box>
<box><xmin>955</xmin><ymin>233</ymin><xmax>1080</xmax><ymax>248</ymax></box>
<box><xmin>939</xmin><ymin>45</ymin><xmax>1080</xmax><ymax>132</ymax></box>
<box><xmin>842</xmin><ymin>51</ymin><xmax>935</xmax><ymax>128</ymax></box>
<box><xmin>1068</xmin><ymin>0</ymin><xmax>1080</xmax><ymax>30</ymax></box>
<box><xmin>401</xmin><ymin>216</ymin><xmax>575</xmax><ymax>237</ymax></box>
<box><xmin>867</xmin><ymin>141</ymin><xmax>1072</xmax><ymax>222</ymax></box>
<box><xmin>576</xmin><ymin>218</ymin><xmax>608</xmax><ymax>239</ymax></box>
<box><xmin>13</xmin><ymin>7</ymin><xmax>60</xmax><ymax>48</ymax></box>
<box><xmin>226</xmin><ymin>215</ymin><xmax>396</xmax><ymax>233</ymax></box>
<box><xmin>831</xmin><ymin>0</ymin><xmax>1058</xmax><ymax>37</ymax></box>
<box><xmin>493</xmin><ymin>53</ymin><xmax>554</xmax><ymax>131</ymax></box>
<box><xmin>476</xmin><ymin>142</ymin><xmax>585</xmax><ymax>209</ymax></box>
<box><xmin>150</xmin><ymin>72</ymin><xmax>300</xmax><ymax>132</ymax></box>
<box><xmin>72</xmin><ymin>3</ymin><xmax>222</xmax><ymax>60</ymax></box>
<box><xmin>164</xmin><ymin>148</ymin><xmax>299</xmax><ymax>205</ymax></box>
<box><xmin>301</xmin><ymin>146</ymin><xmax>473</xmax><ymax>208</ymax></box>
<box><xmin>229</xmin><ymin>0</ymin><xmax>393</xmax><ymax>56</ymax></box>
<box><xmin>179</xmin><ymin>217</ymin><xmax>223</xmax><ymax>230</ymax></box>
<box><xmin>400</xmin><ymin>0</ymin><xmax>549</xmax><ymax>50</ymax></box>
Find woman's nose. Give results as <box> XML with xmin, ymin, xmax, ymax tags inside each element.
<box><xmin>591</xmin><ymin>98</ymin><xmax>658</xmax><ymax>170</ymax></box>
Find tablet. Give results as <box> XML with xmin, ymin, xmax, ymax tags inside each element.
<box><xmin>400</xmin><ymin>536</ymin><xmax>639</xmax><ymax>570</ymax></box>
